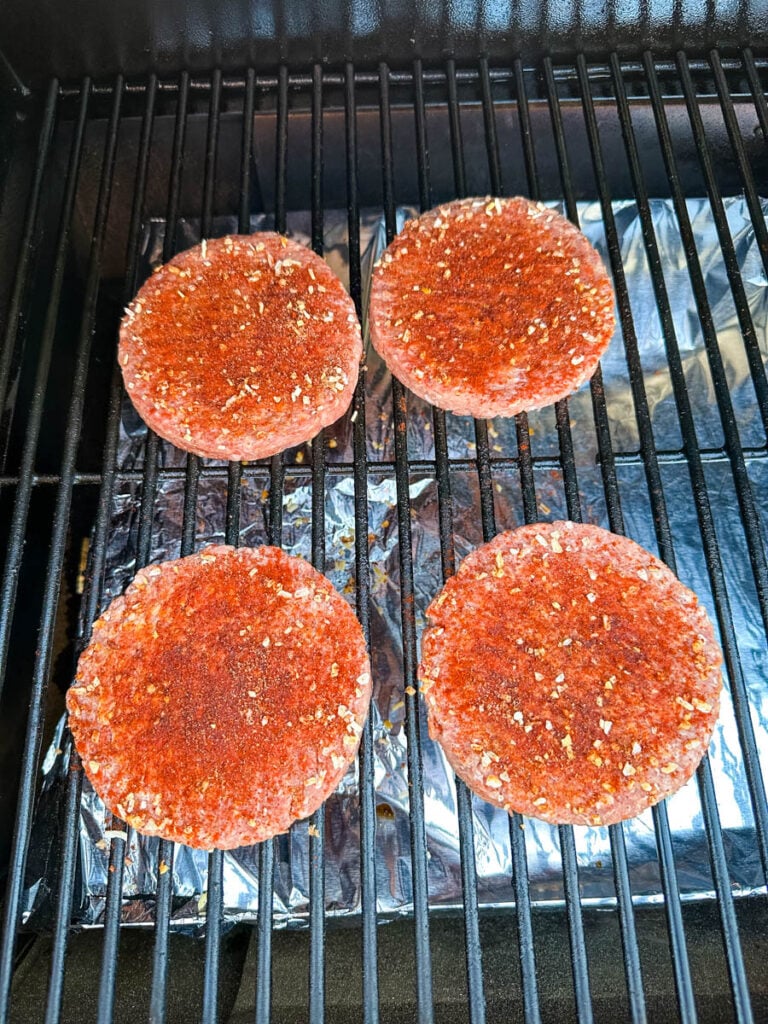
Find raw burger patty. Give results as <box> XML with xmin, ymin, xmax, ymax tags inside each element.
<box><xmin>119</xmin><ymin>234</ymin><xmax>361</xmax><ymax>461</ymax></box>
<box><xmin>368</xmin><ymin>196</ymin><xmax>616</xmax><ymax>419</ymax></box>
<box><xmin>419</xmin><ymin>521</ymin><xmax>722</xmax><ymax>826</ymax></box>
<box><xmin>67</xmin><ymin>545</ymin><xmax>372</xmax><ymax>849</ymax></box>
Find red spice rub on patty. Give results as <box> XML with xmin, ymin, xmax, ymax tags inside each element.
<box><xmin>119</xmin><ymin>234</ymin><xmax>361</xmax><ymax>461</ymax></box>
<box><xmin>369</xmin><ymin>196</ymin><xmax>616</xmax><ymax>419</ymax></box>
<box><xmin>67</xmin><ymin>546</ymin><xmax>372</xmax><ymax>850</ymax></box>
<box><xmin>419</xmin><ymin>522</ymin><xmax>722</xmax><ymax>826</ymax></box>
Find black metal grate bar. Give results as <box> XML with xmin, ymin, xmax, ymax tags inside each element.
<box><xmin>239</xmin><ymin>68</ymin><xmax>256</xmax><ymax>238</ymax></box>
<box><xmin>43</xmin><ymin>756</ymin><xmax>84</xmax><ymax>1024</ymax></box>
<box><xmin>443</xmin><ymin>57</ymin><xmax>488</xmax><ymax>1024</ymax></box>
<box><xmin>0</xmin><ymin>78</ymin><xmax>58</xmax><ymax>470</ymax></box>
<box><xmin>254</xmin><ymin>62</ymin><xmax>291</xmax><ymax>1024</ymax></box>
<box><xmin>202</xmin><ymin>68</ymin><xmax>222</xmax><ymax>238</ymax></box>
<box><xmin>642</xmin><ymin>54</ymin><xmax>768</xmax><ymax>881</ymax></box>
<box><xmin>0</xmin><ymin>85</ymin><xmax>61</xmax><ymax>997</ymax></box>
<box><xmin>0</xmin><ymin>80</ymin><xmax>89</xmax><ymax>703</ymax></box>
<box><xmin>96</xmin><ymin>65</ymin><xmax>186</xmax><ymax>1022</ymax></box>
<box><xmin>606</xmin><ymin>833</ymin><xmax>645</xmax><ymax>1022</ymax></box>
<box><xmin>0</xmin><ymin>68</ymin><xmax>120</xmax><ymax>1023</ymax></box>
<box><xmin>136</xmin><ymin>431</ymin><xmax>160</xmax><ymax>565</ymax></box>
<box><xmin>479</xmin><ymin>57</ymin><xmax>502</xmax><ymax>197</ymax></box>
<box><xmin>445</xmin><ymin>59</ymin><xmax>467</xmax><ymax>199</ymax></box>
<box><xmin>709</xmin><ymin>51</ymin><xmax>768</xmax><ymax>278</ymax></box>
<box><xmin>697</xmin><ymin>756</ymin><xmax>755</xmax><ymax>1022</ymax></box>
<box><xmin>579</xmin><ymin>52</ymin><xmax>758</xmax><ymax>1022</ymax></box>
<box><xmin>608</xmin><ymin>51</ymin><xmax>702</xmax><ymax>1024</ymax></box>
<box><xmin>202</xmin><ymin>852</ymin><xmax>224</xmax><ymax>1024</ymax></box>
<box><xmin>552</xmin><ymin>54</ymin><xmax>651</xmax><ymax>1024</ymax></box>
<box><xmin>676</xmin><ymin>53</ymin><xmax>768</xmax><ymax>442</ymax></box>
<box><xmin>147</xmin><ymin>68</ymin><xmax>191</xmax><ymax>1024</ymax></box>
<box><xmin>558</xmin><ymin>828</ymin><xmax>594</xmax><ymax>1023</ymax></box>
<box><xmin>649</xmin><ymin>802</ymin><xmax>697</xmax><ymax>1023</ymax></box>
<box><xmin>578</xmin><ymin>50</ymin><xmax>683</xmax><ymax>1024</ymax></box>
<box><xmin>412</xmin><ymin>61</ymin><xmax>432</xmax><ymax>219</ymax></box>
<box><xmin>536</xmin><ymin>48</ymin><xmax>655</xmax><ymax>1024</ymax></box>
<box><xmin>0</xmin><ymin>79</ymin><xmax>92</xmax><ymax>1019</ymax></box>
<box><xmin>40</xmin><ymin>79</ymin><xmax>120</xmax><ymax>1024</ymax></box>
<box><xmin>255</xmin><ymin>833</ymin><xmax>275</xmax><ymax>1024</ymax></box>
<box><xmin>96</xmin><ymin>831</ymin><xmax>128</xmax><ymax>1024</ymax></box>
<box><xmin>479</xmin><ymin>54</ymin><xmax>542</xmax><ymax>1024</ymax></box>
<box><xmin>40</xmin><ymin>70</ymin><xmax>158</xmax><ymax>1024</ymax></box>
<box><xmin>273</xmin><ymin>64</ymin><xmax>289</xmax><ymax>235</ymax></box>
<box><xmin>541</xmin><ymin>56</ymin><xmax>597</xmax><ymax>1024</ymax></box>
<box><xmin>553</xmin><ymin>53</ymin><xmax>654</xmax><ymax>1019</ymax></box>
<box><xmin>5</xmin><ymin>438</ymin><xmax>762</xmax><ymax>489</ymax></box>
<box><xmin>345</xmin><ymin>60</ymin><xmax>380</xmax><ymax>1024</ymax></box>
<box><xmin>40</xmin><ymin>72</ymin><xmax>132</xmax><ymax>1023</ymax></box>
<box><xmin>308</xmin><ymin>59</ymin><xmax>327</xmax><ymax>1024</ymax></box>
<box><xmin>49</xmin><ymin>54</ymin><xmax>767</xmax><ymax>100</ymax></box>
<box><xmin>742</xmin><ymin>48</ymin><xmax>768</xmax><ymax>139</ymax></box>
<box><xmin>622</xmin><ymin>47</ymin><xmax>768</xmax><ymax>1019</ymax></box>
<box><xmin>378</xmin><ymin>61</ymin><xmax>436</xmax><ymax>1024</ymax></box>
<box><xmin>523</xmin><ymin>52</ymin><xmax>622</xmax><ymax>1024</ymax></box>
<box><xmin>583</xmin><ymin>50</ymin><xmax>758</xmax><ymax>1024</ymax></box>
<box><xmin>512</xmin><ymin>58</ymin><xmax>537</xmax><ymax>211</ymax></box>
<box><xmin>641</xmin><ymin>51</ymin><xmax>764</xmax><ymax>1023</ymax></box>
<box><xmin>163</xmin><ymin>71</ymin><xmax>190</xmax><ymax>262</ymax></box>
<box><xmin>199</xmin><ymin>66</ymin><xmax>225</xmax><ymax>1024</ymax></box>
<box><xmin>413</xmin><ymin>61</ymin><xmax>488</xmax><ymax>1021</ymax></box>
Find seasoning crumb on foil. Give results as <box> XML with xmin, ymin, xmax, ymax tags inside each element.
<box><xmin>22</xmin><ymin>199</ymin><xmax>768</xmax><ymax>932</ymax></box>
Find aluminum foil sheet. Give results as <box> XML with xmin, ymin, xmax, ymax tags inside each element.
<box><xmin>24</xmin><ymin>197</ymin><xmax>768</xmax><ymax>931</ymax></box>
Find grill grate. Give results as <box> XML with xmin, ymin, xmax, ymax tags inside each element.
<box><xmin>0</xmin><ymin>49</ymin><xmax>767</xmax><ymax>1024</ymax></box>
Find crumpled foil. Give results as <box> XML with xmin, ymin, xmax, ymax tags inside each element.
<box><xmin>23</xmin><ymin>197</ymin><xmax>768</xmax><ymax>931</ymax></box>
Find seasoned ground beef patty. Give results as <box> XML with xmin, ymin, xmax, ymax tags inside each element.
<box><xmin>119</xmin><ymin>233</ymin><xmax>361</xmax><ymax>461</ymax></box>
<box><xmin>419</xmin><ymin>521</ymin><xmax>722</xmax><ymax>826</ymax></box>
<box><xmin>68</xmin><ymin>545</ymin><xmax>372</xmax><ymax>849</ymax></box>
<box><xmin>368</xmin><ymin>196</ymin><xmax>615</xmax><ymax>419</ymax></box>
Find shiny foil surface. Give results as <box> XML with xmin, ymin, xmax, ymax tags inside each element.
<box><xmin>24</xmin><ymin>198</ymin><xmax>768</xmax><ymax>929</ymax></box>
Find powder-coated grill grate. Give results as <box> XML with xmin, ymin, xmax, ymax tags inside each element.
<box><xmin>0</xmin><ymin>50</ymin><xmax>766</xmax><ymax>1024</ymax></box>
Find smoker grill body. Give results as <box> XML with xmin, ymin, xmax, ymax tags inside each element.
<box><xmin>0</xmin><ymin>3</ymin><xmax>767</xmax><ymax>1022</ymax></box>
